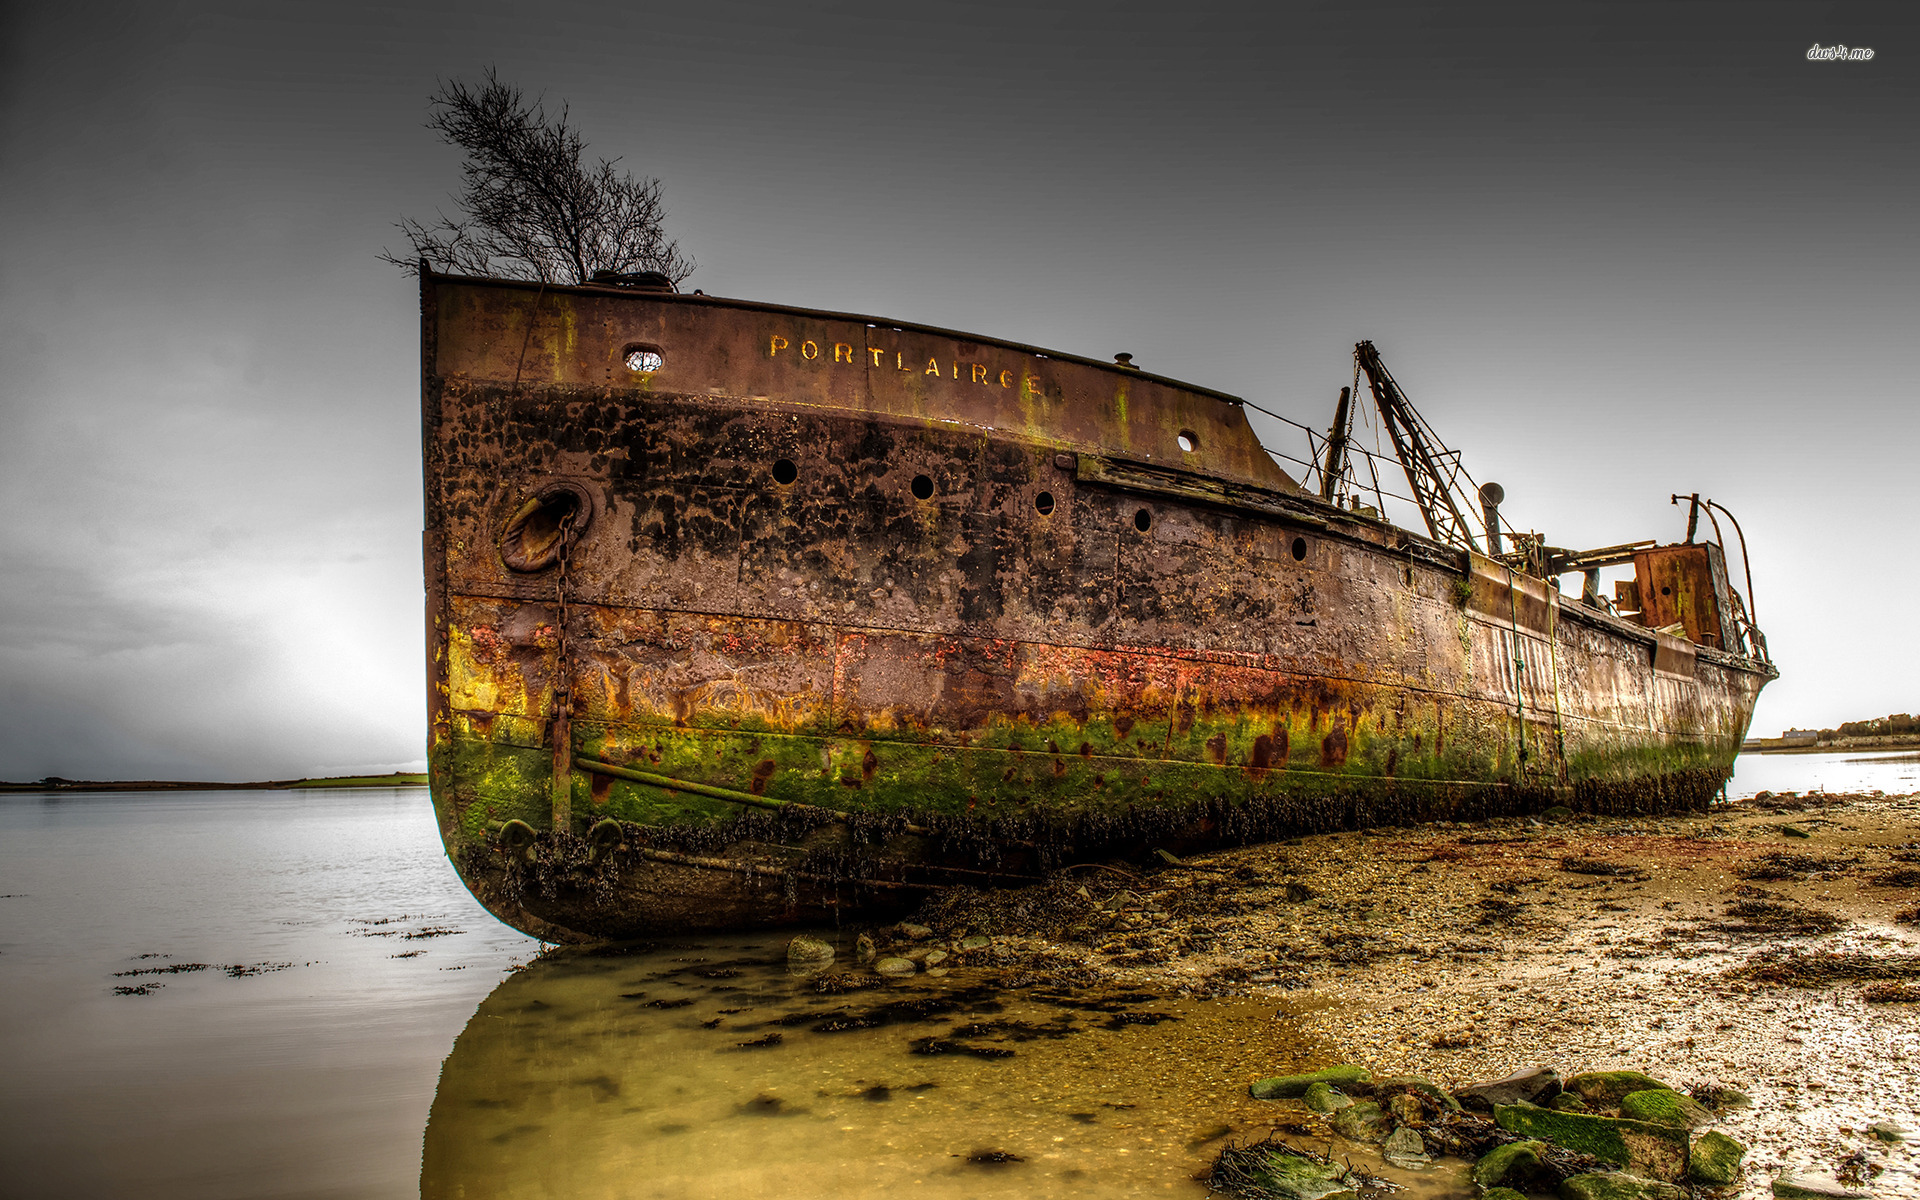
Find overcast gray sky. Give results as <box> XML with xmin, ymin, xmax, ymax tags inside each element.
<box><xmin>2</xmin><ymin>1</ymin><xmax>1914</xmax><ymax>780</ymax></box>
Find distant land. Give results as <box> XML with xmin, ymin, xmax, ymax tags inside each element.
<box><xmin>1742</xmin><ymin>710</ymin><xmax>1919</xmax><ymax>754</ymax></box>
<box><xmin>0</xmin><ymin>772</ymin><xmax>428</xmax><ymax>793</ymax></box>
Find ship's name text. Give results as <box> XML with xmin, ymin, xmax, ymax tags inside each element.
<box><xmin>769</xmin><ymin>335</ymin><xmax>1023</xmax><ymax>391</ymax></box>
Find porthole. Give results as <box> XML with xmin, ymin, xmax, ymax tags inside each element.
<box><xmin>1035</xmin><ymin>491</ymin><xmax>1055</xmax><ymax>516</ymax></box>
<box><xmin>772</xmin><ymin>458</ymin><xmax>798</xmax><ymax>485</ymax></box>
<box><xmin>1177</xmin><ymin>430</ymin><xmax>1198</xmax><ymax>453</ymax></box>
<box><xmin>1660</xmin><ymin>585</ymin><xmax>1672</xmax><ymax>596</ymax></box>
<box><xmin>1291</xmin><ymin>536</ymin><xmax>1308</xmax><ymax>562</ymax></box>
<box><xmin>1134</xmin><ymin>507</ymin><xmax>1153</xmax><ymax>532</ymax></box>
<box><xmin>623</xmin><ymin>345</ymin><xmax>664</xmax><ymax>373</ymax></box>
<box><xmin>911</xmin><ymin>474</ymin><xmax>934</xmax><ymax>500</ymax></box>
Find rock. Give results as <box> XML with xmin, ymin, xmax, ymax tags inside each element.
<box><xmin>1330</xmin><ymin>1100</ymin><xmax>1393</xmax><ymax>1143</ymax></box>
<box><xmin>1286</xmin><ymin>882</ymin><xmax>1316</xmax><ymax>902</ymax></box>
<box><xmin>1484</xmin><ymin>1190</ymin><xmax>1529</xmax><ymax>1200</ymax></box>
<box><xmin>1250</xmin><ymin>1064</ymin><xmax>1373</xmax><ymax>1100</ymax></box>
<box><xmin>922</xmin><ymin>949</ymin><xmax>948</xmax><ymax>967</ymax></box>
<box><xmin>1560</xmin><ymin>1172</ymin><xmax>1683</xmax><ymax>1200</ymax></box>
<box><xmin>957</xmin><ymin>934</ymin><xmax>991</xmax><ymax>951</ymax></box>
<box><xmin>1619</xmin><ymin>1089</ymin><xmax>1714</xmax><ymax>1129</ymax></box>
<box><xmin>925</xmin><ymin>967</ymin><xmax>949</xmax><ymax>977</ymax></box>
<box><xmin>1382</xmin><ymin>1125</ymin><xmax>1429</xmax><ymax>1168</ymax></box>
<box><xmin>1304</xmin><ymin>1081</ymin><xmax>1352</xmax><ymax>1113</ymax></box>
<box><xmin>1544</xmin><ymin>805</ymin><xmax>1575</xmax><ymax>822</ymax></box>
<box><xmin>1782</xmin><ymin>825</ymin><xmax>1811</xmax><ymax>839</ymax></box>
<box><xmin>1472</xmin><ymin>1139</ymin><xmax>1548</xmax><ymax>1189</ymax></box>
<box><xmin>1868</xmin><ymin>1121</ymin><xmax>1908</xmax><ymax>1143</ymax></box>
<box><xmin>1456</xmin><ymin>1066</ymin><xmax>1563</xmax><ymax>1112</ymax></box>
<box><xmin>896</xmin><ymin>922</ymin><xmax>932</xmax><ymax>940</ymax></box>
<box><xmin>787</xmin><ymin>935</ymin><xmax>834</xmax><ymax>964</ymax></box>
<box><xmin>1373</xmin><ymin>1075</ymin><xmax>1464</xmax><ymax>1115</ymax></box>
<box><xmin>1564</xmin><ymin>1071</ymin><xmax>1673</xmax><ymax>1106</ymax></box>
<box><xmin>1386</xmin><ymin>1093</ymin><xmax>1423</xmax><ymax>1126</ymax></box>
<box><xmin>1495</xmin><ymin>1103</ymin><xmax>1690</xmax><ymax>1182</ymax></box>
<box><xmin>1553</xmin><ymin>1092</ymin><xmax>1591</xmax><ymax>1112</ymax></box>
<box><xmin>1771</xmin><ymin>1172</ymin><xmax>1871</xmax><ymax>1199</ymax></box>
<box><xmin>1689</xmin><ymin>1131</ymin><xmax>1745</xmax><ymax>1186</ymax></box>
<box><xmin>875</xmin><ymin>956</ymin><xmax>917</xmax><ymax>976</ymax></box>
<box><xmin>854</xmin><ymin>933</ymin><xmax>876</xmax><ymax>962</ymax></box>
<box><xmin>1252</xmin><ymin>1152</ymin><xmax>1357</xmax><ymax>1200</ymax></box>
<box><xmin>1695</xmin><ymin>1084</ymin><xmax>1752</xmax><ymax>1110</ymax></box>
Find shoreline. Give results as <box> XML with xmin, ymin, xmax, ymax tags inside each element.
<box><xmin>893</xmin><ymin>789</ymin><xmax>1920</xmax><ymax>1195</ymax></box>
<box><xmin>1742</xmin><ymin>737</ymin><xmax>1920</xmax><ymax>755</ymax></box>
<box><xmin>0</xmin><ymin>772</ymin><xmax>428</xmax><ymax>794</ymax></box>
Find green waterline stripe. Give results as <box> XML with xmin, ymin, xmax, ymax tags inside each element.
<box><xmin>575</xmin><ymin>757</ymin><xmax>786</xmax><ymax>808</ymax></box>
<box><xmin>573</xmin><ymin>756</ymin><xmax>934</xmax><ymax>834</ymax></box>
<box><xmin>570</xmin><ymin>729</ymin><xmax>1528</xmax><ymax>791</ymax></box>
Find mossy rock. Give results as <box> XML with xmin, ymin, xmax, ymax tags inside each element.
<box><xmin>787</xmin><ymin>935</ymin><xmax>834</xmax><ymax>963</ymax></box>
<box><xmin>1559</xmin><ymin>1172</ymin><xmax>1683</xmax><ymax>1200</ymax></box>
<box><xmin>1473</xmin><ymin>1140</ymin><xmax>1548</xmax><ymax>1189</ymax></box>
<box><xmin>1495</xmin><ymin>1103</ymin><xmax>1690</xmax><ymax>1181</ymax></box>
<box><xmin>1564</xmin><ymin>1071</ymin><xmax>1673</xmax><ymax>1106</ymax></box>
<box><xmin>1619</xmin><ymin>1089</ymin><xmax>1714</xmax><ymax>1129</ymax></box>
<box><xmin>1688</xmin><ymin>1131</ymin><xmax>1745</xmax><ymax>1186</ymax></box>
<box><xmin>1304</xmin><ymin>1081</ymin><xmax>1352</xmax><ymax>1113</ymax></box>
<box><xmin>1250</xmin><ymin>1064</ymin><xmax>1372</xmax><ymax>1100</ymax></box>
<box><xmin>1372</xmin><ymin>1074</ymin><xmax>1464</xmax><ymax>1114</ymax></box>
<box><xmin>1330</xmin><ymin>1099</ymin><xmax>1393</xmax><ymax>1143</ymax></box>
<box><xmin>1252</xmin><ymin>1152</ymin><xmax>1358</xmax><ymax>1200</ymax></box>
<box><xmin>1484</xmin><ymin>1190</ymin><xmax>1529</xmax><ymax>1200</ymax></box>
<box><xmin>1553</xmin><ymin>1092</ymin><xmax>1591</xmax><ymax>1112</ymax></box>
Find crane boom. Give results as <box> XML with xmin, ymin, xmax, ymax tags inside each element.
<box><xmin>1352</xmin><ymin>340</ymin><xmax>1483</xmax><ymax>553</ymax></box>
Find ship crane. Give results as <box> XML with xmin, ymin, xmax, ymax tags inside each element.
<box><xmin>1322</xmin><ymin>340</ymin><xmax>1508</xmax><ymax>559</ymax></box>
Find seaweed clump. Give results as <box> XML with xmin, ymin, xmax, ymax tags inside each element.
<box><xmin>1730</xmin><ymin>950</ymin><xmax>1920</xmax><ymax>986</ymax></box>
<box><xmin>1208</xmin><ymin>1134</ymin><xmax>1387</xmax><ymax>1199</ymax></box>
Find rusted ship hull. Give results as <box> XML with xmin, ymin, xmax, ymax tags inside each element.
<box><xmin>420</xmin><ymin>272</ymin><xmax>1775</xmax><ymax>941</ymax></box>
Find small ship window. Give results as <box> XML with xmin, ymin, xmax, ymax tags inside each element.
<box><xmin>1177</xmin><ymin>431</ymin><xmax>1198</xmax><ymax>453</ymax></box>
<box><xmin>1035</xmin><ymin>491</ymin><xmax>1055</xmax><ymax>516</ymax></box>
<box><xmin>911</xmin><ymin>474</ymin><xmax>934</xmax><ymax>500</ymax></box>
<box><xmin>772</xmin><ymin>459</ymin><xmax>798</xmax><ymax>485</ymax></box>
<box><xmin>1291</xmin><ymin>536</ymin><xmax>1308</xmax><ymax>562</ymax></box>
<box><xmin>623</xmin><ymin>345</ymin><xmax>664</xmax><ymax>373</ymax></box>
<box><xmin>1134</xmin><ymin>507</ymin><xmax>1153</xmax><ymax>532</ymax></box>
<box><xmin>1661</xmin><ymin>585</ymin><xmax>1672</xmax><ymax>596</ymax></box>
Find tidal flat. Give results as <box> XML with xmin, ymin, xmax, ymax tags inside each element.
<box><xmin>1</xmin><ymin>761</ymin><xmax>1916</xmax><ymax>1198</ymax></box>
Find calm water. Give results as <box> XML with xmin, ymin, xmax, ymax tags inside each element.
<box><xmin>1726</xmin><ymin>748</ymin><xmax>1920</xmax><ymax>798</ymax></box>
<box><xmin>3</xmin><ymin>752</ymin><xmax>1913</xmax><ymax>1198</ymax></box>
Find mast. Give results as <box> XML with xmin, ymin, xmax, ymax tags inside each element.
<box><xmin>1319</xmin><ymin>386</ymin><xmax>1353</xmax><ymax>501</ymax></box>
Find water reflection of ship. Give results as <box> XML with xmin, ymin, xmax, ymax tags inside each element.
<box><xmin>420</xmin><ymin>939</ymin><xmax>1309</xmax><ymax>1199</ymax></box>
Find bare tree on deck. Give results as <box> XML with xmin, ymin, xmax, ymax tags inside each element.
<box><xmin>382</xmin><ymin>69</ymin><xmax>693</xmax><ymax>286</ymax></box>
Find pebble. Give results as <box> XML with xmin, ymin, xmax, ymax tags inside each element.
<box><xmin>875</xmin><ymin>957</ymin><xmax>916</xmax><ymax>977</ymax></box>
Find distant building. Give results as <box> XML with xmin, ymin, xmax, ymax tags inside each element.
<box><xmin>1781</xmin><ymin>729</ymin><xmax>1820</xmax><ymax>742</ymax></box>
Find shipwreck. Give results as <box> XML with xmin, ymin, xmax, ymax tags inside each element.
<box><xmin>419</xmin><ymin>268</ymin><xmax>1775</xmax><ymax>940</ymax></box>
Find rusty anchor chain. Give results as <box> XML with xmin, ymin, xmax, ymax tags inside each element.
<box><xmin>549</xmin><ymin>506</ymin><xmax>578</xmax><ymax>834</ymax></box>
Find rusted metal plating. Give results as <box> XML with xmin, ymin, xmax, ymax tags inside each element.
<box><xmin>420</xmin><ymin>272</ymin><xmax>1776</xmax><ymax>938</ymax></box>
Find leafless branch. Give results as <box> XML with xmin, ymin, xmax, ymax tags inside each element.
<box><xmin>380</xmin><ymin>68</ymin><xmax>693</xmax><ymax>286</ymax></box>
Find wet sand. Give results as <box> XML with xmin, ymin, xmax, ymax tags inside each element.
<box><xmin>906</xmin><ymin>791</ymin><xmax>1920</xmax><ymax>1195</ymax></box>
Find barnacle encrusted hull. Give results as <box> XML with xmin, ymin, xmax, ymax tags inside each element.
<box><xmin>420</xmin><ymin>272</ymin><xmax>1775</xmax><ymax>941</ymax></box>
